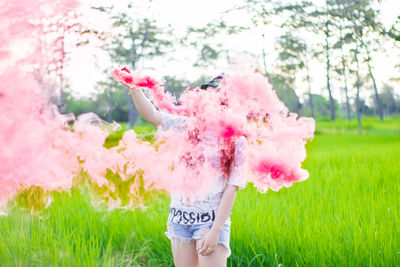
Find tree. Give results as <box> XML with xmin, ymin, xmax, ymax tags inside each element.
<box><xmin>384</xmin><ymin>16</ymin><xmax>400</xmax><ymax>82</ymax></box>
<box><xmin>95</xmin><ymin>75</ymin><xmax>129</xmax><ymax>122</ymax></box>
<box><xmin>357</xmin><ymin>2</ymin><xmax>384</xmax><ymax>121</ymax></box>
<box><xmin>61</xmin><ymin>90</ymin><xmax>96</xmax><ymax>117</ymax></box>
<box><xmin>276</xmin><ymin>32</ymin><xmax>316</xmax><ymax>117</ymax></box>
<box><xmin>330</xmin><ymin>0</ymin><xmax>354</xmax><ymax>121</ymax></box>
<box><xmin>337</xmin><ymin>0</ymin><xmax>386</xmax><ymax>131</ymax></box>
<box><xmin>31</xmin><ymin>5</ymin><xmax>107</xmax><ymax>113</ymax></box>
<box><xmin>383</xmin><ymin>15</ymin><xmax>400</xmax><ymax>43</ymax></box>
<box><xmin>61</xmin><ymin>86</ymin><xmax>130</xmax><ymax>123</ymax></box>
<box><xmin>352</xmin><ymin>33</ymin><xmax>363</xmax><ymax>132</ymax></box>
<box><xmin>311</xmin><ymin>1</ymin><xmax>338</xmax><ymax>122</ymax></box>
<box><xmin>272</xmin><ymin>1</ymin><xmax>337</xmax><ymax>121</ymax></box>
<box><xmin>268</xmin><ymin>74</ymin><xmax>301</xmax><ymax>113</ymax></box>
<box><xmin>184</xmin><ymin>21</ymin><xmax>248</xmax><ymax>68</ymax></box>
<box><xmin>375</xmin><ymin>84</ymin><xmax>400</xmax><ymax>115</ymax></box>
<box><xmin>302</xmin><ymin>93</ymin><xmax>334</xmax><ymax>118</ymax></box>
<box><xmin>332</xmin><ymin>0</ymin><xmax>385</xmax><ymax>122</ymax></box>
<box><xmin>100</xmin><ymin>3</ymin><xmax>174</xmax><ymax>127</ymax></box>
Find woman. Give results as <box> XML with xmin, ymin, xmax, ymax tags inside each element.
<box><xmin>128</xmin><ymin>75</ymin><xmax>248</xmax><ymax>267</ymax></box>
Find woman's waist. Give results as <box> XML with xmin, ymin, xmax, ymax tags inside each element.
<box><xmin>167</xmin><ymin>206</ymin><xmax>232</xmax><ymax>226</ymax></box>
<box><xmin>168</xmin><ymin>206</ymin><xmax>217</xmax><ymax>225</ymax></box>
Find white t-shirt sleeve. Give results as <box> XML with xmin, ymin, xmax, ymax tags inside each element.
<box><xmin>227</xmin><ymin>136</ymin><xmax>248</xmax><ymax>190</ymax></box>
<box><xmin>160</xmin><ymin>111</ymin><xmax>187</xmax><ymax>131</ymax></box>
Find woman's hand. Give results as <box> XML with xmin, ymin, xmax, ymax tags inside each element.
<box><xmin>198</xmin><ymin>227</ymin><xmax>220</xmax><ymax>256</ymax></box>
<box><xmin>112</xmin><ymin>67</ymin><xmax>158</xmax><ymax>89</ymax></box>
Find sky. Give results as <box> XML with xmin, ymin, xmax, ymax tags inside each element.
<box><xmin>64</xmin><ymin>0</ymin><xmax>400</xmax><ymax>104</ymax></box>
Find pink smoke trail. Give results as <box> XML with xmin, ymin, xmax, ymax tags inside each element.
<box><xmin>0</xmin><ymin>0</ymin><xmax>224</xmax><ymax>210</ymax></box>
<box><xmin>0</xmin><ymin>1</ymin><xmax>156</xmax><ymax>210</ymax></box>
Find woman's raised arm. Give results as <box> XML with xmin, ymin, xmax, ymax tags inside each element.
<box><xmin>129</xmin><ymin>87</ymin><xmax>162</xmax><ymax>126</ymax></box>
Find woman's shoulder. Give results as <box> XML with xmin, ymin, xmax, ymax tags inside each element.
<box><xmin>159</xmin><ymin>112</ymin><xmax>187</xmax><ymax>131</ymax></box>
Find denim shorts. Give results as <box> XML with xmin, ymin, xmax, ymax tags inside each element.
<box><xmin>165</xmin><ymin>220</ymin><xmax>231</xmax><ymax>257</ymax></box>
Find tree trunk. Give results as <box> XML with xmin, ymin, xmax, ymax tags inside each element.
<box><xmin>339</xmin><ymin>25</ymin><xmax>351</xmax><ymax>121</ymax></box>
<box><xmin>58</xmin><ymin>86</ymin><xmax>64</xmax><ymax>112</ymax></box>
<box><xmin>124</xmin><ymin>22</ymin><xmax>150</xmax><ymax>127</ymax></box>
<box><xmin>325</xmin><ymin>21</ymin><xmax>335</xmax><ymax>121</ymax></box>
<box><xmin>261</xmin><ymin>33</ymin><xmax>271</xmax><ymax>81</ymax></box>
<box><xmin>355</xmin><ymin>41</ymin><xmax>362</xmax><ymax>133</ymax></box>
<box><xmin>363</xmin><ymin>44</ymin><xmax>383</xmax><ymax>121</ymax></box>
<box><xmin>106</xmin><ymin>89</ymin><xmax>113</xmax><ymax>122</ymax></box>
<box><xmin>306</xmin><ymin>64</ymin><xmax>314</xmax><ymax>118</ymax></box>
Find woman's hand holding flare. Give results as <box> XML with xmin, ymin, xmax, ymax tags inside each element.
<box><xmin>112</xmin><ymin>66</ymin><xmax>162</xmax><ymax>126</ymax></box>
<box><xmin>111</xmin><ymin>66</ymin><xmax>158</xmax><ymax>90</ymax></box>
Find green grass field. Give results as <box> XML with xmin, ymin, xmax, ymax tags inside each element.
<box><xmin>1</xmin><ymin>116</ymin><xmax>399</xmax><ymax>266</ymax></box>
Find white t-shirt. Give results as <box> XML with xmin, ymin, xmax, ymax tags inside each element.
<box><xmin>160</xmin><ymin>112</ymin><xmax>248</xmax><ymax>225</ymax></box>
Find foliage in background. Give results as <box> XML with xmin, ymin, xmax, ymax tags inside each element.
<box><xmin>60</xmin><ymin>0</ymin><xmax>400</xmax><ymax>129</ymax></box>
<box><xmin>91</xmin><ymin>2</ymin><xmax>175</xmax><ymax>127</ymax></box>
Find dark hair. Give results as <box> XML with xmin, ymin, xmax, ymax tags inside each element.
<box><xmin>200</xmin><ymin>74</ymin><xmax>224</xmax><ymax>90</ymax></box>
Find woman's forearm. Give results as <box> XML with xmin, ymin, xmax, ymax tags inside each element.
<box><xmin>211</xmin><ymin>184</ymin><xmax>238</xmax><ymax>232</ymax></box>
<box><xmin>129</xmin><ymin>88</ymin><xmax>162</xmax><ymax>126</ymax></box>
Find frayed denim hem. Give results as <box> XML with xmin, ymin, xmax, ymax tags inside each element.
<box><xmin>218</xmin><ymin>242</ymin><xmax>231</xmax><ymax>258</ymax></box>
<box><xmin>164</xmin><ymin>231</ymin><xmax>194</xmax><ymax>244</ymax></box>
<box><xmin>166</xmin><ymin>231</ymin><xmax>231</xmax><ymax>258</ymax></box>
<box><xmin>165</xmin><ymin>220</ymin><xmax>232</xmax><ymax>258</ymax></box>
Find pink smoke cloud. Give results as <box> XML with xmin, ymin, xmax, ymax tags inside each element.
<box><xmin>0</xmin><ymin>0</ymin><xmax>315</xmax><ymax>212</ymax></box>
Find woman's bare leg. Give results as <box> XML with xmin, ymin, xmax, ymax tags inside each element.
<box><xmin>196</xmin><ymin>239</ymin><xmax>229</xmax><ymax>267</ymax></box>
<box><xmin>170</xmin><ymin>237</ymin><xmax>199</xmax><ymax>267</ymax></box>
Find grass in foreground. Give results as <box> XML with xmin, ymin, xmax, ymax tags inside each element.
<box><xmin>0</xmin><ymin>116</ymin><xmax>399</xmax><ymax>266</ymax></box>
